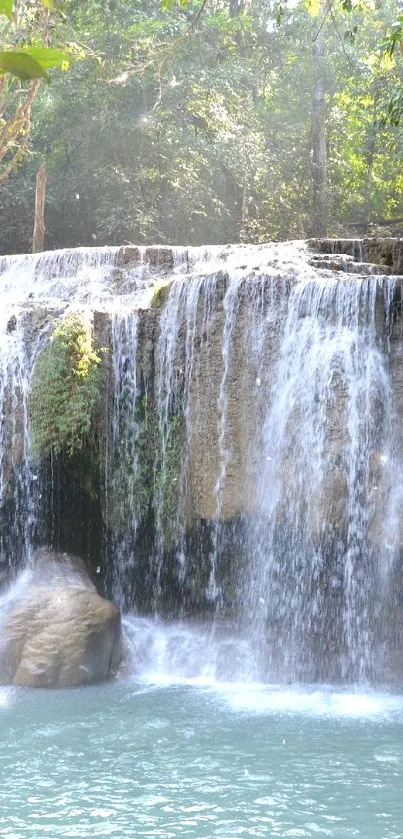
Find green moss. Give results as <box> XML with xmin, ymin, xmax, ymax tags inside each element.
<box><xmin>110</xmin><ymin>387</ymin><xmax>185</xmax><ymax>540</ymax></box>
<box><xmin>108</xmin><ymin>388</ymin><xmax>157</xmax><ymax>529</ymax></box>
<box><xmin>149</xmin><ymin>278</ymin><xmax>173</xmax><ymax>308</ymax></box>
<box><xmin>126</xmin><ymin>389</ymin><xmax>156</xmax><ymax>516</ymax></box>
<box><xmin>29</xmin><ymin>312</ymin><xmax>102</xmax><ymax>458</ymax></box>
<box><xmin>155</xmin><ymin>400</ymin><xmax>185</xmax><ymax>530</ymax></box>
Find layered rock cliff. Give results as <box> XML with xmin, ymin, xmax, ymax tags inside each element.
<box><xmin>1</xmin><ymin>238</ymin><xmax>403</xmax><ymax>683</ymax></box>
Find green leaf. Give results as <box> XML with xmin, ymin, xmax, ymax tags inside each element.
<box><xmin>41</xmin><ymin>0</ymin><xmax>55</xmax><ymax>7</ymax></box>
<box><xmin>0</xmin><ymin>48</ymin><xmax>72</xmax><ymax>81</ymax></box>
<box><xmin>306</xmin><ymin>0</ymin><xmax>320</xmax><ymax>17</ymax></box>
<box><xmin>0</xmin><ymin>0</ymin><xmax>13</xmax><ymax>18</ymax></box>
<box><xmin>0</xmin><ymin>52</ymin><xmax>49</xmax><ymax>81</ymax></box>
<box><xmin>16</xmin><ymin>47</ymin><xmax>72</xmax><ymax>70</ymax></box>
<box><xmin>161</xmin><ymin>0</ymin><xmax>188</xmax><ymax>10</ymax></box>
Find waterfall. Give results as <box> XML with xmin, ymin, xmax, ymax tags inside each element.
<box><xmin>140</xmin><ymin>246</ymin><xmax>403</xmax><ymax>683</ymax></box>
<box><xmin>107</xmin><ymin>312</ymin><xmax>141</xmax><ymax>608</ymax></box>
<box><xmin>153</xmin><ymin>269</ymin><xmax>219</xmax><ymax>613</ymax></box>
<box><xmin>242</xmin><ymin>275</ymin><xmax>401</xmax><ymax>682</ymax></box>
<box><xmin>0</xmin><ymin>239</ymin><xmax>402</xmax><ymax>686</ymax></box>
<box><xmin>209</xmin><ymin>274</ymin><xmax>242</xmax><ymax>605</ymax></box>
<box><xmin>0</xmin><ymin>312</ymin><xmax>42</xmax><ymax>573</ymax></box>
<box><xmin>0</xmin><ymin>246</ymin><xmax>125</xmax><ymax>579</ymax></box>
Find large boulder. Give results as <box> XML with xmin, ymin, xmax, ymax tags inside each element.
<box><xmin>0</xmin><ymin>549</ymin><xmax>122</xmax><ymax>688</ymax></box>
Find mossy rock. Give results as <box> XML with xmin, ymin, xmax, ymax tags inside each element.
<box><xmin>149</xmin><ymin>278</ymin><xmax>174</xmax><ymax>308</ymax></box>
<box><xmin>29</xmin><ymin>312</ymin><xmax>103</xmax><ymax>458</ymax></box>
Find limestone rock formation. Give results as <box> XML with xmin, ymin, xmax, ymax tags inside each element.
<box><xmin>2</xmin><ymin>238</ymin><xmax>403</xmax><ymax>667</ymax></box>
<box><xmin>0</xmin><ymin>549</ymin><xmax>122</xmax><ymax>688</ymax></box>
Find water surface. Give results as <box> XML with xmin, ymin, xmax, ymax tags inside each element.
<box><xmin>1</xmin><ymin>673</ymin><xmax>402</xmax><ymax>838</ymax></box>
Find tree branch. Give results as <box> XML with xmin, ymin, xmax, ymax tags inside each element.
<box><xmin>0</xmin><ymin>79</ymin><xmax>40</xmax><ymax>166</ymax></box>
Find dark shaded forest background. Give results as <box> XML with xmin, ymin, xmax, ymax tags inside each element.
<box><xmin>1</xmin><ymin>0</ymin><xmax>403</xmax><ymax>253</ymax></box>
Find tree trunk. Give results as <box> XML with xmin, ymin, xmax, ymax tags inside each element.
<box><xmin>363</xmin><ymin>96</ymin><xmax>379</xmax><ymax>228</ymax></box>
<box><xmin>32</xmin><ymin>163</ymin><xmax>47</xmax><ymax>254</ymax></box>
<box><xmin>311</xmin><ymin>20</ymin><xmax>327</xmax><ymax>237</ymax></box>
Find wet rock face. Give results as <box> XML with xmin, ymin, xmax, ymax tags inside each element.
<box><xmin>308</xmin><ymin>236</ymin><xmax>403</xmax><ymax>273</ymax></box>
<box><xmin>3</xmin><ymin>239</ymin><xmax>403</xmax><ymax>658</ymax></box>
<box><xmin>0</xmin><ymin>549</ymin><xmax>122</xmax><ymax>688</ymax></box>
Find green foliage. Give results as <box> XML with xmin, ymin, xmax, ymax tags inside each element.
<box><xmin>29</xmin><ymin>313</ymin><xmax>102</xmax><ymax>458</ymax></box>
<box><xmin>2</xmin><ymin>0</ymin><xmax>403</xmax><ymax>247</ymax></box>
<box><xmin>134</xmin><ymin>392</ymin><xmax>158</xmax><ymax>513</ymax></box>
<box><xmin>0</xmin><ymin>0</ymin><xmax>13</xmax><ymax>17</ymax></box>
<box><xmin>155</xmin><ymin>400</ymin><xmax>185</xmax><ymax>530</ymax></box>
<box><xmin>109</xmin><ymin>380</ymin><xmax>185</xmax><ymax>538</ymax></box>
<box><xmin>0</xmin><ymin>2</ymin><xmax>74</xmax><ymax>81</ymax></box>
<box><xmin>161</xmin><ymin>0</ymin><xmax>187</xmax><ymax>10</ymax></box>
<box><xmin>113</xmin><ymin>386</ymin><xmax>185</xmax><ymax>528</ymax></box>
<box><xmin>0</xmin><ymin>47</ymin><xmax>71</xmax><ymax>81</ymax></box>
<box><xmin>381</xmin><ymin>14</ymin><xmax>403</xmax><ymax>56</ymax></box>
<box><xmin>0</xmin><ymin>0</ymin><xmax>54</xmax><ymax>17</ymax></box>
<box><xmin>111</xmin><ymin>388</ymin><xmax>157</xmax><ymax>527</ymax></box>
<box><xmin>0</xmin><ymin>51</ymin><xmax>49</xmax><ymax>80</ymax></box>
<box><xmin>386</xmin><ymin>88</ymin><xmax>403</xmax><ymax>126</ymax></box>
<box><xmin>0</xmin><ymin>0</ymin><xmax>79</xmax><ymax>182</ymax></box>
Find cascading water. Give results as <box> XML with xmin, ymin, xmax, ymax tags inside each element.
<box><xmin>0</xmin><ymin>239</ymin><xmax>403</xmax><ymax>686</ymax></box>
<box><xmin>107</xmin><ymin>312</ymin><xmax>141</xmax><ymax>607</ymax></box>
<box><xmin>0</xmin><ymin>312</ymin><xmax>42</xmax><ymax>573</ymax></box>
<box><xmin>0</xmin><ymin>245</ymin><xmax>127</xmax><ymax>579</ymax></box>
<box><xmin>209</xmin><ymin>274</ymin><xmax>242</xmax><ymax>604</ymax></box>
<box><xmin>153</xmin><ymin>269</ymin><xmax>220</xmax><ymax>613</ymax></box>
<box><xmin>1</xmin><ymin>241</ymin><xmax>403</xmax><ymax>839</ymax></box>
<box><xmin>133</xmin><ymin>244</ymin><xmax>403</xmax><ymax>685</ymax></box>
<box><xmin>243</xmin><ymin>275</ymin><xmax>401</xmax><ymax>683</ymax></box>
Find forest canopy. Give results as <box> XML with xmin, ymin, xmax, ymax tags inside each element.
<box><xmin>1</xmin><ymin>0</ymin><xmax>403</xmax><ymax>252</ymax></box>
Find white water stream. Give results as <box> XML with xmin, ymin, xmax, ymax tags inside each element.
<box><xmin>0</xmin><ymin>240</ymin><xmax>402</xmax><ymax>685</ymax></box>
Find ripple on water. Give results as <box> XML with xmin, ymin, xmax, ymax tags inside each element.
<box><xmin>0</xmin><ymin>681</ymin><xmax>403</xmax><ymax>839</ymax></box>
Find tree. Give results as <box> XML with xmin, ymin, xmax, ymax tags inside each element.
<box><xmin>1</xmin><ymin>0</ymin><xmax>403</xmax><ymax>251</ymax></box>
<box><xmin>0</xmin><ymin>0</ymin><xmax>73</xmax><ymax>183</ymax></box>
<box><xmin>310</xmin><ymin>2</ymin><xmax>327</xmax><ymax>235</ymax></box>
